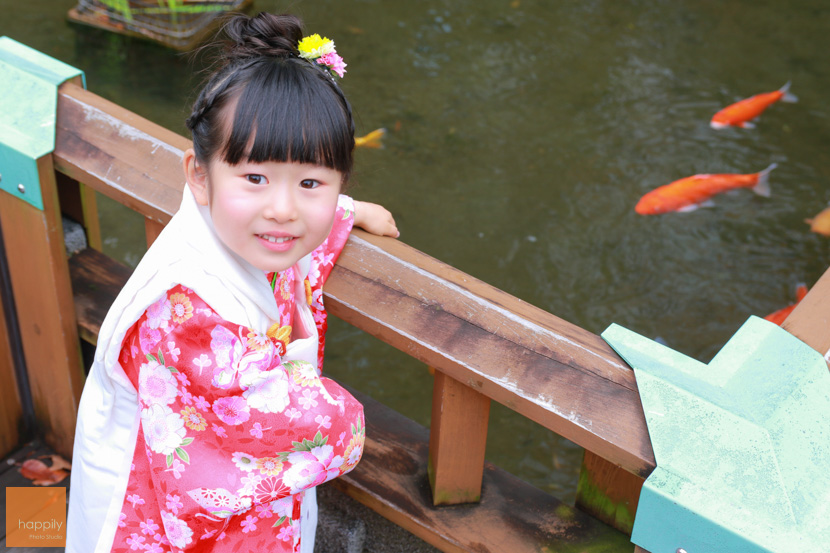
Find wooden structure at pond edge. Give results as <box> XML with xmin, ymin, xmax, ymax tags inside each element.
<box><xmin>2</xmin><ymin>49</ymin><xmax>830</xmax><ymax>552</ymax></box>
<box><xmin>67</xmin><ymin>0</ymin><xmax>254</xmax><ymax>52</ymax></box>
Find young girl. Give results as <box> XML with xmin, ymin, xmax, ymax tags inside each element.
<box><xmin>67</xmin><ymin>12</ymin><xmax>398</xmax><ymax>553</ymax></box>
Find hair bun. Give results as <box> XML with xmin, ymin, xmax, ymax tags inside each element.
<box><xmin>222</xmin><ymin>12</ymin><xmax>303</xmax><ymax>61</ymax></box>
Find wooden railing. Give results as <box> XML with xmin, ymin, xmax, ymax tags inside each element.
<box><xmin>4</xmin><ymin>78</ymin><xmax>829</xmax><ymax>552</ymax></box>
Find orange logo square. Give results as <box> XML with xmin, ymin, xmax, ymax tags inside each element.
<box><xmin>5</xmin><ymin>487</ymin><xmax>67</xmax><ymax>547</ymax></box>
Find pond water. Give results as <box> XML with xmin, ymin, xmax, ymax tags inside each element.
<box><xmin>3</xmin><ymin>0</ymin><xmax>830</xmax><ymax>505</ymax></box>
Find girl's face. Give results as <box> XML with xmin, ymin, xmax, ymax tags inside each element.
<box><xmin>184</xmin><ymin>149</ymin><xmax>342</xmax><ymax>273</ymax></box>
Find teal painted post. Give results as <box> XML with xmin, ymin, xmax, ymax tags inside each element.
<box><xmin>0</xmin><ymin>38</ymin><xmax>87</xmax><ymax>457</ymax></box>
<box><xmin>603</xmin><ymin>316</ymin><xmax>830</xmax><ymax>553</ymax></box>
<box><xmin>0</xmin><ymin>36</ymin><xmax>84</xmax><ymax>210</ymax></box>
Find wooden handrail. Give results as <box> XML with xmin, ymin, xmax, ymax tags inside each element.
<box><xmin>54</xmin><ymin>83</ymin><xmax>185</xmax><ymax>223</ymax></box>
<box><xmin>325</xmin><ymin>231</ymin><xmax>654</xmax><ymax>476</ymax></box>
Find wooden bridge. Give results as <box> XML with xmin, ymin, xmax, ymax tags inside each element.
<box><xmin>2</xmin><ymin>73</ymin><xmax>828</xmax><ymax>552</ymax></box>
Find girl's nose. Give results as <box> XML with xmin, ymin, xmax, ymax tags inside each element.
<box><xmin>264</xmin><ymin>185</ymin><xmax>298</xmax><ymax>223</ymax></box>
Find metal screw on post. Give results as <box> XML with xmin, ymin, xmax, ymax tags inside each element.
<box><xmin>17</xmin><ymin>183</ymin><xmax>25</xmax><ymax>194</ymax></box>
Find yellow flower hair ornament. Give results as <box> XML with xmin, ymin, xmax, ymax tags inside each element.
<box><xmin>297</xmin><ymin>33</ymin><xmax>347</xmax><ymax>78</ymax></box>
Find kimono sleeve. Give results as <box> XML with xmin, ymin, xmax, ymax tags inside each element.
<box><xmin>306</xmin><ymin>195</ymin><xmax>354</xmax><ymax>372</ymax></box>
<box><xmin>117</xmin><ymin>285</ymin><xmax>364</xmax><ymax>551</ymax></box>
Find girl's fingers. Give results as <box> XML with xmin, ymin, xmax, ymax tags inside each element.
<box><xmin>355</xmin><ymin>201</ymin><xmax>399</xmax><ymax>238</ymax></box>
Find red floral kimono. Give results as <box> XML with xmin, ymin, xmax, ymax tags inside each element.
<box><xmin>109</xmin><ymin>203</ymin><xmax>363</xmax><ymax>553</ymax></box>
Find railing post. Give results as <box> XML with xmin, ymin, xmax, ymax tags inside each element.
<box><xmin>56</xmin><ymin>172</ymin><xmax>102</xmax><ymax>251</ymax></box>
<box><xmin>0</xmin><ymin>156</ymin><xmax>85</xmax><ymax>458</ymax></box>
<box><xmin>0</xmin><ymin>281</ymin><xmax>23</xmax><ymax>458</ymax></box>
<box><xmin>575</xmin><ymin>450</ymin><xmax>643</xmax><ymax>535</ymax></box>
<box><xmin>0</xmin><ymin>38</ymin><xmax>86</xmax><ymax>458</ymax></box>
<box><xmin>145</xmin><ymin>217</ymin><xmax>165</xmax><ymax>248</ymax></box>
<box><xmin>428</xmin><ymin>369</ymin><xmax>490</xmax><ymax>505</ymax></box>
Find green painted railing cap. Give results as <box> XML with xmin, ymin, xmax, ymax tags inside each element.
<box><xmin>0</xmin><ymin>37</ymin><xmax>85</xmax><ymax>210</ymax></box>
<box><xmin>603</xmin><ymin>316</ymin><xmax>830</xmax><ymax>553</ymax></box>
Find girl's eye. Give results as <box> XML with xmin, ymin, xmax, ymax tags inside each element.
<box><xmin>246</xmin><ymin>174</ymin><xmax>266</xmax><ymax>185</ymax></box>
<box><xmin>300</xmin><ymin>179</ymin><xmax>320</xmax><ymax>189</ymax></box>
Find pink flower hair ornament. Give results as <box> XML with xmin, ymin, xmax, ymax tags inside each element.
<box><xmin>297</xmin><ymin>34</ymin><xmax>347</xmax><ymax>79</ymax></box>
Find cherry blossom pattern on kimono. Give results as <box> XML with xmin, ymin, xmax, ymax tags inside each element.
<box><xmin>112</xmin><ymin>287</ymin><xmax>365</xmax><ymax>553</ymax></box>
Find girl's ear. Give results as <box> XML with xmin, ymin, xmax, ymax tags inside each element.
<box><xmin>183</xmin><ymin>148</ymin><xmax>209</xmax><ymax>206</ymax></box>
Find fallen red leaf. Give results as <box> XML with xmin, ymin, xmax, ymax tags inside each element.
<box><xmin>43</xmin><ymin>454</ymin><xmax>72</xmax><ymax>473</ymax></box>
<box><xmin>19</xmin><ymin>457</ymin><xmax>70</xmax><ymax>486</ymax></box>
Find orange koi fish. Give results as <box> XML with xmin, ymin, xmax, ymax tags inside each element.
<box><xmin>764</xmin><ymin>284</ymin><xmax>808</xmax><ymax>326</ymax></box>
<box><xmin>805</xmin><ymin>205</ymin><xmax>830</xmax><ymax>236</ymax></box>
<box><xmin>355</xmin><ymin>128</ymin><xmax>386</xmax><ymax>149</ymax></box>
<box><xmin>710</xmin><ymin>82</ymin><xmax>797</xmax><ymax>129</ymax></box>
<box><xmin>635</xmin><ymin>164</ymin><xmax>776</xmax><ymax>215</ymax></box>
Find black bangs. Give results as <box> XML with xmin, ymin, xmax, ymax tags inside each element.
<box><xmin>221</xmin><ymin>59</ymin><xmax>354</xmax><ymax>180</ymax></box>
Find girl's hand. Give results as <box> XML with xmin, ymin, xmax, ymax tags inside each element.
<box><xmin>353</xmin><ymin>201</ymin><xmax>400</xmax><ymax>238</ymax></box>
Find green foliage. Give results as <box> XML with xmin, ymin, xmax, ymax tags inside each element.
<box><xmin>96</xmin><ymin>0</ymin><xmax>237</xmax><ymax>18</ymax></box>
<box><xmin>291</xmin><ymin>431</ymin><xmax>328</xmax><ymax>452</ymax></box>
<box><xmin>272</xmin><ymin>516</ymin><xmax>288</xmax><ymax>528</ymax></box>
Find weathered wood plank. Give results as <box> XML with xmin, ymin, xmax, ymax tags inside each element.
<box><xmin>0</xmin><ymin>157</ymin><xmax>85</xmax><ymax>459</ymax></box>
<box><xmin>68</xmin><ymin>248</ymin><xmax>133</xmax><ymax>346</ymax></box>
<box><xmin>0</xmin><ymin>538</ymin><xmax>65</xmax><ymax>553</ymax></box>
<box><xmin>428</xmin><ymin>371</ymin><xmax>490</xmax><ymax>505</ymax></box>
<box><xmin>333</xmin><ymin>385</ymin><xmax>634</xmax><ymax>553</ymax></box>
<box><xmin>53</xmin><ymin>83</ymin><xmax>186</xmax><ymax>225</ymax></box>
<box><xmin>0</xmin><ymin>442</ymin><xmax>40</xmax><ymax>478</ymax></box>
<box><xmin>325</xmin><ymin>231</ymin><xmax>655</xmax><ymax>478</ymax></box>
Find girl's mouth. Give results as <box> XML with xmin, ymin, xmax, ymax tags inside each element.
<box><xmin>256</xmin><ymin>233</ymin><xmax>297</xmax><ymax>251</ymax></box>
<box><xmin>257</xmin><ymin>233</ymin><xmax>294</xmax><ymax>244</ymax></box>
